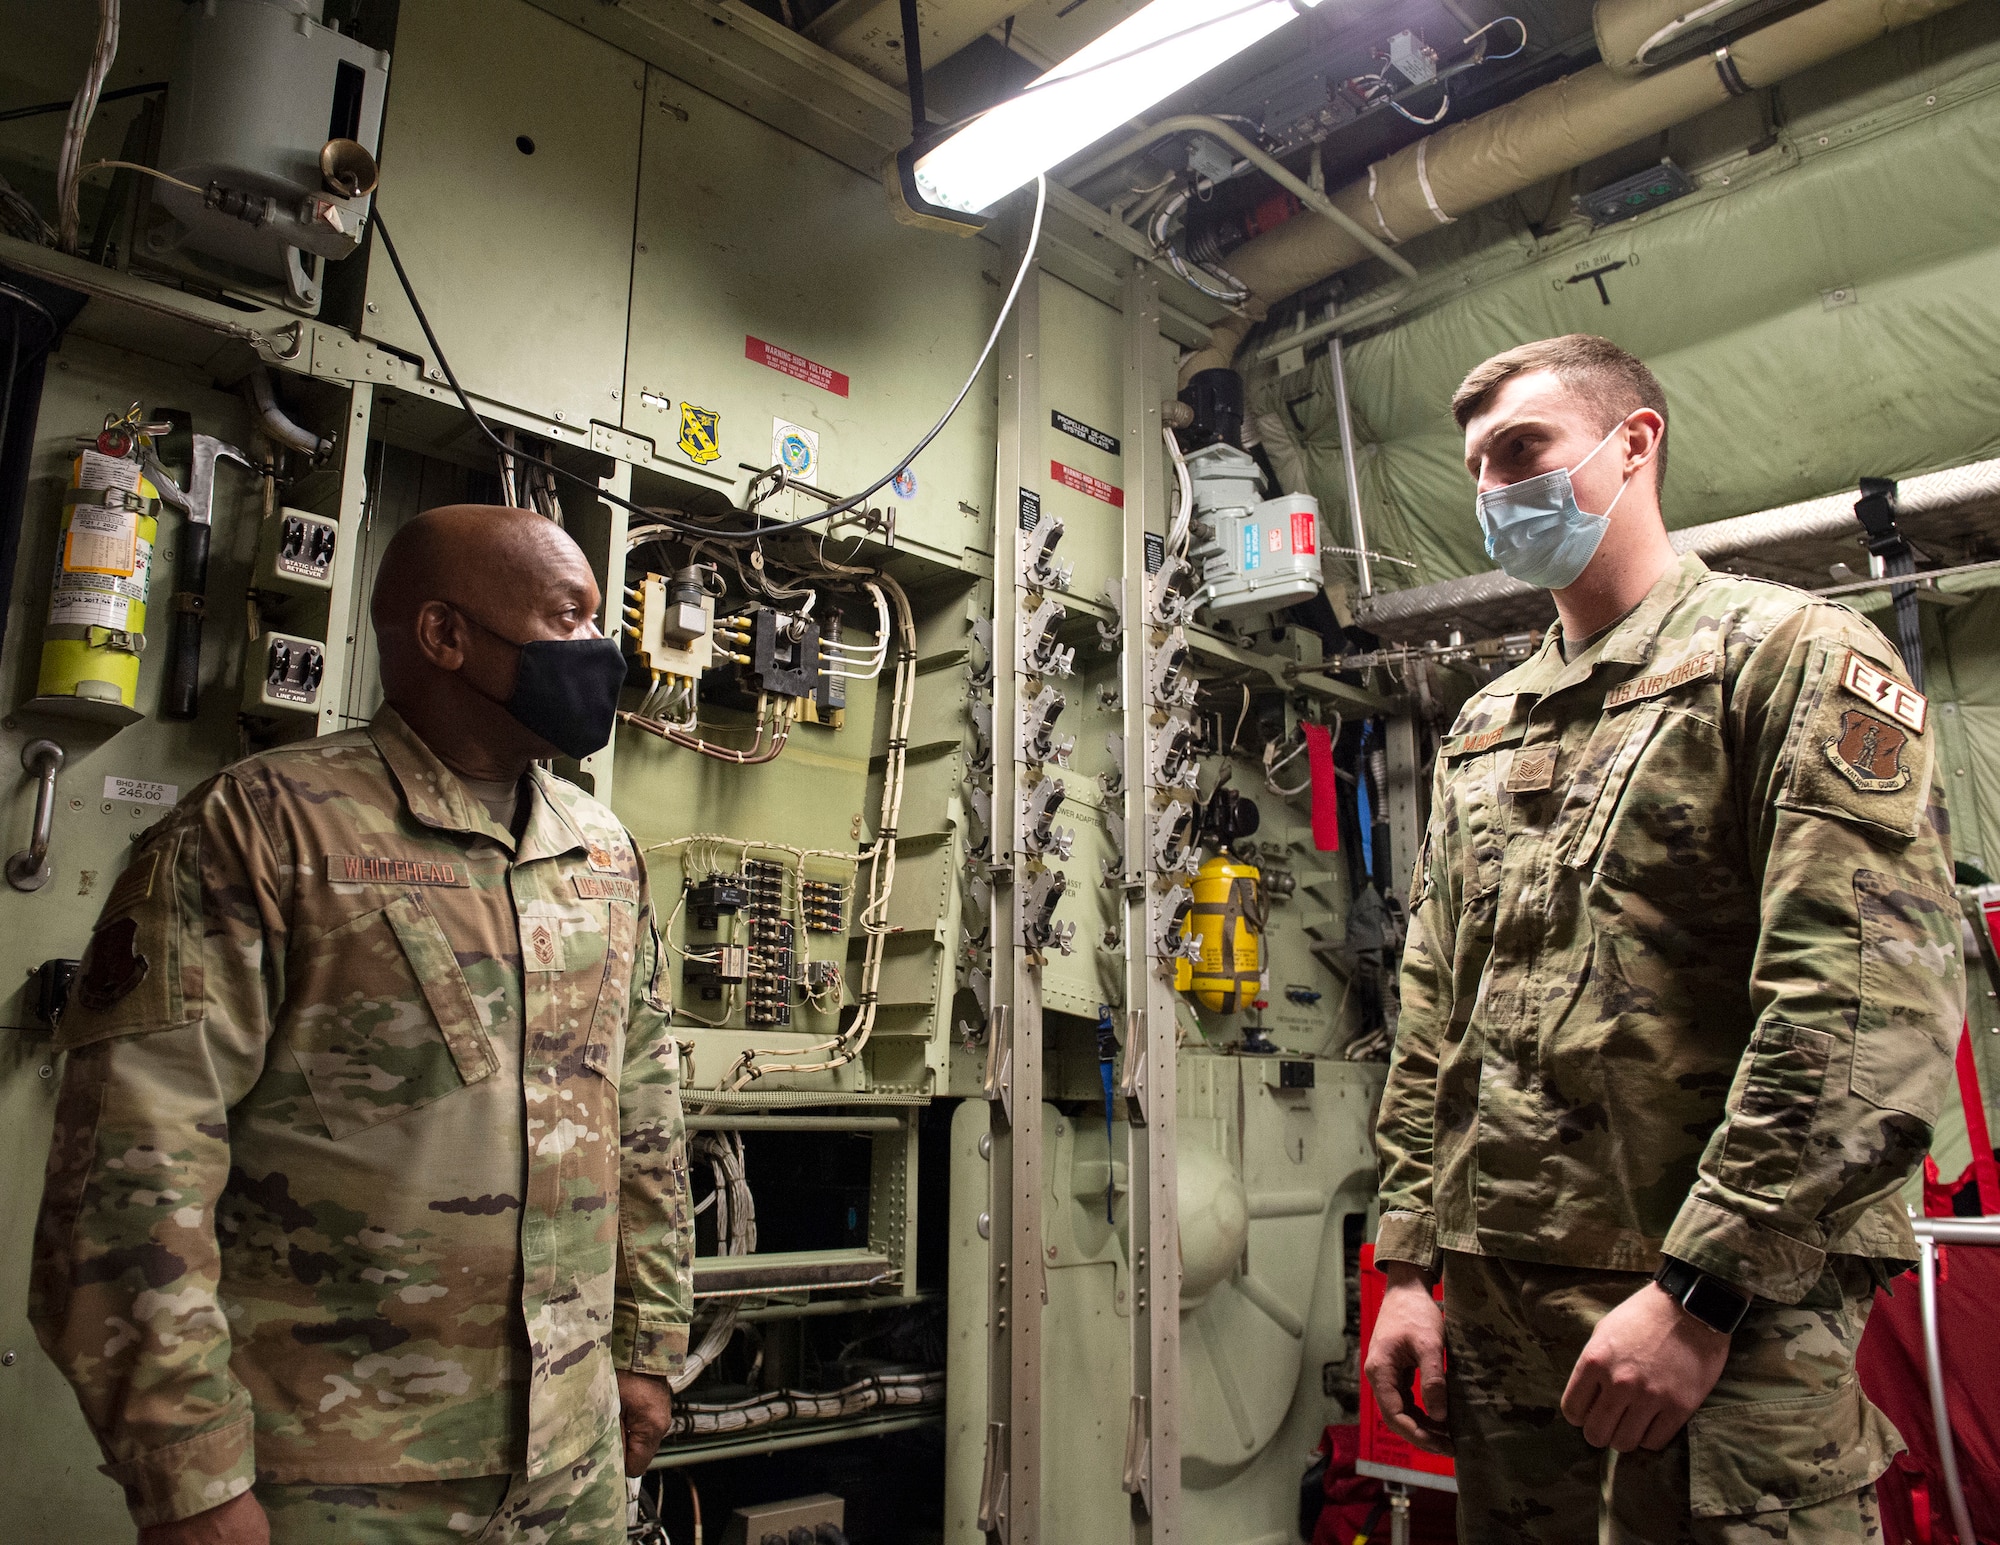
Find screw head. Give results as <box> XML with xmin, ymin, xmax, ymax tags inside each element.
<box><xmin>1</xmin><ymin>1351</ymin><xmax>15</xmax><ymax>1366</ymax></box>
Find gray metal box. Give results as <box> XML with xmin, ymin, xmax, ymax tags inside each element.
<box><xmin>722</xmin><ymin>1492</ymin><xmax>844</xmax><ymax>1545</ymax></box>
<box><xmin>150</xmin><ymin>0</ymin><xmax>390</xmax><ymax>308</ymax></box>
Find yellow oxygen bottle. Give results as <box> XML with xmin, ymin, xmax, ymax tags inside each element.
<box><xmin>33</xmin><ymin>411</ymin><xmax>159</xmax><ymax>726</ymax></box>
<box><xmin>1176</xmin><ymin>852</ymin><xmax>1264</xmax><ymax>1012</ymax></box>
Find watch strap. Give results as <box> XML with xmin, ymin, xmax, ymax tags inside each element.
<box><xmin>1654</xmin><ymin>1255</ymin><xmax>1751</xmax><ymax>1335</ymax></box>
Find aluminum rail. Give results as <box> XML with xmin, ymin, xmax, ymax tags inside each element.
<box><xmin>1355</xmin><ymin>454</ymin><xmax>2000</xmax><ymax>635</ymax></box>
<box><xmin>1329</xmin><ymin>337</ymin><xmax>1374</xmax><ymax>599</ymax></box>
<box><xmin>1911</xmin><ymin>1214</ymin><xmax>1998</xmax><ymax>1545</ymax></box>
<box><xmin>1062</xmin><ymin>115</ymin><xmax>1419</xmax><ymax>281</ymax></box>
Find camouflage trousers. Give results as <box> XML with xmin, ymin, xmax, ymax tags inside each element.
<box><xmin>1441</xmin><ymin>1252</ymin><xmax>1903</xmax><ymax>1544</ymax></box>
<box><xmin>256</xmin><ymin>1419</ymin><xmax>626</xmax><ymax>1544</ymax></box>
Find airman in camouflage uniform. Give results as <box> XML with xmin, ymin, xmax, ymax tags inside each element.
<box><xmin>31</xmin><ymin>506</ymin><xmax>692</xmax><ymax>1543</ymax></box>
<box><xmin>1368</xmin><ymin>338</ymin><xmax>1961</xmax><ymax>1542</ymax></box>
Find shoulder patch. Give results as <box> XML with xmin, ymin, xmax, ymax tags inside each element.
<box><xmin>1839</xmin><ymin>651</ymin><xmax>1927</xmax><ymax>734</ymax></box>
<box><xmin>1605</xmin><ymin>650</ymin><xmax>1720</xmax><ymax>709</ymax></box>
<box><xmin>586</xmin><ymin>844</ymin><xmax>625</xmax><ymax>875</ymax></box>
<box><xmin>1823</xmin><ymin>710</ymin><xmax>1911</xmax><ymax>792</ymax></box>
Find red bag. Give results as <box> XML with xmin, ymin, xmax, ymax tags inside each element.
<box><xmin>1858</xmin><ymin>1025</ymin><xmax>2000</xmax><ymax>1544</ymax></box>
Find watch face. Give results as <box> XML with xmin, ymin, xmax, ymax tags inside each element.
<box><xmin>1683</xmin><ymin>1274</ymin><xmax>1749</xmax><ymax>1332</ymax></box>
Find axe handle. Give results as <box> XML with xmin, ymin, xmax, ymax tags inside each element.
<box><xmin>161</xmin><ymin>520</ymin><xmax>210</xmax><ymax>721</ymax></box>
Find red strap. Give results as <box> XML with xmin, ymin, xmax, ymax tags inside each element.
<box><xmin>1956</xmin><ymin>1022</ymin><xmax>2000</xmax><ymax>1216</ymax></box>
<box><xmin>1303</xmin><ymin>721</ymin><xmax>1340</xmax><ymax>853</ymax></box>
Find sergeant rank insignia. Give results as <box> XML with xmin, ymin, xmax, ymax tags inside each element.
<box><xmin>1824</xmin><ymin>709</ymin><xmax>1910</xmax><ymax>792</ymax></box>
<box><xmin>677</xmin><ymin>402</ymin><xmax>721</xmax><ymax>465</ymax></box>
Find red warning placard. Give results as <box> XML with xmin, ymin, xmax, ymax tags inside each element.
<box><xmin>1050</xmin><ymin>460</ymin><xmax>1123</xmax><ymax>507</ymax></box>
<box><xmin>746</xmin><ymin>336</ymin><xmax>850</xmax><ymax>397</ymax></box>
<box><xmin>1292</xmin><ymin>508</ymin><xmax>1317</xmax><ymax>555</ymax></box>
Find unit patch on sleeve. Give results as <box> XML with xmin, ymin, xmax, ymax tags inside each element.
<box><xmin>1823</xmin><ymin>709</ymin><xmax>1911</xmax><ymax>793</ymax></box>
<box><xmin>1839</xmin><ymin>651</ymin><xmax>1927</xmax><ymax>734</ymax></box>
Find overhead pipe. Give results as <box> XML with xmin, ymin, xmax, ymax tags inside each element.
<box><xmin>1354</xmin><ymin>454</ymin><xmax>2000</xmax><ymax>637</ymax></box>
<box><xmin>1180</xmin><ymin>0</ymin><xmax>1973</xmax><ymax>380</ymax></box>
<box><xmin>1595</xmin><ymin>0</ymin><xmax>1788</xmax><ymax>73</ymax></box>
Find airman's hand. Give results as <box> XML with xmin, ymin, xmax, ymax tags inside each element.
<box><xmin>137</xmin><ymin>1490</ymin><xmax>269</xmax><ymax>1545</ymax></box>
<box><xmin>1561</xmin><ymin>1282</ymin><xmax>1731</xmax><ymax>1452</ymax></box>
<box><xmin>617</xmin><ymin>1370</ymin><xmax>675</xmax><ymax>1477</ymax></box>
<box><xmin>1362</xmin><ymin>1263</ymin><xmax>1452</xmax><ymax>1455</ymax></box>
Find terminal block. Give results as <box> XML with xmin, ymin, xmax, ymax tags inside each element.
<box><xmin>801</xmin><ymin>878</ymin><xmax>846</xmax><ymax>932</ymax></box>
<box><xmin>744</xmin><ymin>861</ymin><xmax>792</xmax><ymax>1026</ymax></box>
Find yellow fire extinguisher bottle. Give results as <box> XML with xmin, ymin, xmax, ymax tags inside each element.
<box><xmin>35</xmin><ymin>434</ymin><xmax>158</xmax><ymax>723</ymax></box>
<box><xmin>1177</xmin><ymin>852</ymin><xmax>1264</xmax><ymax>1013</ymax></box>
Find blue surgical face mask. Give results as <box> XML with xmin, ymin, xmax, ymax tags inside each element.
<box><xmin>1475</xmin><ymin>417</ymin><xmax>1642</xmax><ymax>590</ymax></box>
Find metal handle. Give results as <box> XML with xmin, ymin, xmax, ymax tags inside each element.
<box><xmin>6</xmin><ymin>739</ymin><xmax>66</xmax><ymax>892</ymax></box>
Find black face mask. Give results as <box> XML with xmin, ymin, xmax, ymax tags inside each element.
<box><xmin>457</xmin><ymin>610</ymin><xmax>627</xmax><ymax>760</ymax></box>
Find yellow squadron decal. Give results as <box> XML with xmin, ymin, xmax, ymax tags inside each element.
<box><xmin>678</xmin><ymin>402</ymin><xmax>721</xmax><ymax>465</ymax></box>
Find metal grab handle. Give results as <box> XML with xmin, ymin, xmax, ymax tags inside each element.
<box><xmin>6</xmin><ymin>739</ymin><xmax>66</xmax><ymax>892</ymax></box>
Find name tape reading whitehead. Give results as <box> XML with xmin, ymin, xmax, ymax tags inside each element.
<box><xmin>1051</xmin><ymin>410</ymin><xmax>1120</xmax><ymax>457</ymax></box>
<box><xmin>746</xmin><ymin>336</ymin><xmax>850</xmax><ymax>398</ymax></box>
<box><xmin>325</xmin><ymin>853</ymin><xmax>471</xmax><ymax>887</ymax></box>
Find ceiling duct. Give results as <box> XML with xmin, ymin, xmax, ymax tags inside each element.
<box><xmin>1176</xmin><ymin>0</ymin><xmax>1973</xmax><ymax>380</ymax></box>
<box><xmin>1354</xmin><ymin>455</ymin><xmax>2000</xmax><ymax>639</ymax></box>
<box><xmin>808</xmin><ymin>0</ymin><xmax>1023</xmax><ymax>85</ymax></box>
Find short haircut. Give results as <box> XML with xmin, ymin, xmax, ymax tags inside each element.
<box><xmin>1451</xmin><ymin>334</ymin><xmax>1668</xmax><ymax>492</ymax></box>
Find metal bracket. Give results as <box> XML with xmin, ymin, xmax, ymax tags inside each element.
<box><xmin>982</xmin><ymin>1005</ymin><xmax>1014</xmax><ymax>1125</ymax></box>
<box><xmin>1020</xmin><ymin>594</ymin><xmax>1074</xmax><ymax>677</ymax></box>
<box><xmin>1119</xmin><ymin>1010</ymin><xmax>1149</xmax><ymax>1126</ymax></box>
<box><xmin>1021</xmin><ymin>776</ymin><xmax>1073</xmax><ymax>860</ymax></box>
<box><xmin>1023</xmin><ymin>514</ymin><xmax>1073</xmax><ymax>590</ymax></box>
<box><xmin>977</xmin><ymin>1421</ymin><xmax>1010</xmax><ymax>1537</ymax></box>
<box><xmin>1097</xmin><ymin>577</ymin><xmax>1124</xmax><ymax>652</ymax></box>
<box><xmin>1121</xmin><ymin>1393</ymin><xmax>1153</xmax><ymax>1512</ymax></box>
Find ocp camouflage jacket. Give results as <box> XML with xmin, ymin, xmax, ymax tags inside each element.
<box><xmin>1376</xmin><ymin>555</ymin><xmax>1961</xmax><ymax>1303</ymax></box>
<box><xmin>30</xmin><ymin>707</ymin><xmax>692</xmax><ymax>1528</ymax></box>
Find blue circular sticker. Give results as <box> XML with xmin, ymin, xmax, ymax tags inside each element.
<box><xmin>892</xmin><ymin>467</ymin><xmax>918</xmax><ymax>500</ymax></box>
<box><xmin>779</xmin><ymin>432</ymin><xmax>814</xmax><ymax>475</ymax></box>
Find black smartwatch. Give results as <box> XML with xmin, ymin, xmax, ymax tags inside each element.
<box><xmin>1653</xmin><ymin>1256</ymin><xmax>1752</xmax><ymax>1335</ymax></box>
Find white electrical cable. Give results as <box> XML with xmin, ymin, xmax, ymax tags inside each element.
<box><xmin>671</xmin><ymin>1131</ymin><xmax>757</xmax><ymax>1393</ymax></box>
<box><xmin>1164</xmin><ymin>426</ymin><xmax>1195</xmax><ymax>556</ymax></box>
<box><xmin>57</xmin><ymin>0</ymin><xmax>121</xmax><ymax>255</ymax></box>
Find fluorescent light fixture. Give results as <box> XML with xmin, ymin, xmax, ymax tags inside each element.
<box><xmin>904</xmin><ymin>0</ymin><xmax>1326</xmax><ymax>221</ymax></box>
